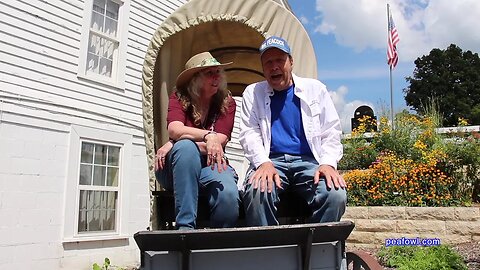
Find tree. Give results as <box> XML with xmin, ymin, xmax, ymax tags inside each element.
<box><xmin>404</xmin><ymin>44</ymin><xmax>480</xmax><ymax>127</ymax></box>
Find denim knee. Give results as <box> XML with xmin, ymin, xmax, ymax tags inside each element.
<box><xmin>314</xmin><ymin>188</ymin><xmax>347</xmax><ymax>207</ymax></box>
<box><xmin>326</xmin><ymin>188</ymin><xmax>347</xmax><ymax>206</ymax></box>
<box><xmin>216</xmin><ymin>186</ymin><xmax>239</xmax><ymax>216</ymax></box>
<box><xmin>172</xmin><ymin>139</ymin><xmax>198</xmax><ymax>154</ymax></box>
<box><xmin>209</xmin><ymin>178</ymin><xmax>239</xmax><ymax>227</ymax></box>
<box><xmin>217</xmin><ymin>184</ymin><xmax>239</xmax><ymax>206</ymax></box>
<box><xmin>171</xmin><ymin>139</ymin><xmax>202</xmax><ymax>164</ymax></box>
<box><xmin>309</xmin><ymin>188</ymin><xmax>347</xmax><ymax>222</ymax></box>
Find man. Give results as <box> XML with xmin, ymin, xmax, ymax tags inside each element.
<box><xmin>239</xmin><ymin>36</ymin><xmax>347</xmax><ymax>226</ymax></box>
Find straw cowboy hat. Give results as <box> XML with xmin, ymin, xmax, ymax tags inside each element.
<box><xmin>175</xmin><ymin>52</ymin><xmax>232</xmax><ymax>89</ymax></box>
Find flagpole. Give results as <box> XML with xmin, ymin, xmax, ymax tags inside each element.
<box><xmin>389</xmin><ymin>63</ymin><xmax>394</xmax><ymax>129</ymax></box>
<box><xmin>387</xmin><ymin>3</ymin><xmax>395</xmax><ymax>129</ymax></box>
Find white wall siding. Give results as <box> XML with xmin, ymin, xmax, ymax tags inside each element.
<box><xmin>225</xmin><ymin>96</ymin><xmax>249</xmax><ymax>188</ymax></box>
<box><xmin>0</xmin><ymin>110</ymin><xmax>152</xmax><ymax>269</ymax></box>
<box><xmin>0</xmin><ymin>0</ymin><xmax>186</xmax><ymax>269</ymax></box>
<box><xmin>0</xmin><ymin>119</ymin><xmax>69</xmax><ymax>269</ymax></box>
<box><xmin>1</xmin><ymin>0</ymin><xmax>142</xmax><ymax>131</ymax></box>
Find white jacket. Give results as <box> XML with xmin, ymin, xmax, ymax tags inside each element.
<box><xmin>239</xmin><ymin>73</ymin><xmax>343</xmax><ymax>169</ymax></box>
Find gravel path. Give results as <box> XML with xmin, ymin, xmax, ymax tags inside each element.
<box><xmin>454</xmin><ymin>242</ymin><xmax>480</xmax><ymax>270</ymax></box>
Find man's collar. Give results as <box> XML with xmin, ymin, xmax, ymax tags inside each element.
<box><xmin>292</xmin><ymin>73</ymin><xmax>303</xmax><ymax>92</ymax></box>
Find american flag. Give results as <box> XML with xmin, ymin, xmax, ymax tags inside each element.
<box><xmin>387</xmin><ymin>8</ymin><xmax>399</xmax><ymax>69</ymax></box>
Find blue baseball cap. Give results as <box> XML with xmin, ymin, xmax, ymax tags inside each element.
<box><xmin>259</xmin><ymin>36</ymin><xmax>291</xmax><ymax>56</ymax></box>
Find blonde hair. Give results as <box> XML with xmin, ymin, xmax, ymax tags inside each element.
<box><xmin>176</xmin><ymin>68</ymin><xmax>230</xmax><ymax>126</ymax></box>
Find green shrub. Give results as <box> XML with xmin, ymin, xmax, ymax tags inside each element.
<box><xmin>339</xmin><ymin>115</ymin><xmax>378</xmax><ymax>170</ymax></box>
<box><xmin>441</xmin><ymin>129</ymin><xmax>480</xmax><ymax>203</ymax></box>
<box><xmin>378</xmin><ymin>245</ymin><xmax>467</xmax><ymax>270</ymax></box>
<box><xmin>93</xmin><ymin>258</ymin><xmax>125</xmax><ymax>270</ymax></box>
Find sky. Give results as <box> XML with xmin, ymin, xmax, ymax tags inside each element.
<box><xmin>287</xmin><ymin>0</ymin><xmax>480</xmax><ymax>132</ymax></box>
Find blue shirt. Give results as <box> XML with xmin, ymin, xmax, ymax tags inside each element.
<box><xmin>269</xmin><ymin>84</ymin><xmax>313</xmax><ymax>157</ymax></box>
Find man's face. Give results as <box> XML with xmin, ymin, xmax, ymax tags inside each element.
<box><xmin>260</xmin><ymin>48</ymin><xmax>293</xmax><ymax>91</ymax></box>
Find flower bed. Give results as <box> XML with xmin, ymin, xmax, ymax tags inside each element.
<box><xmin>340</xmin><ymin>112</ymin><xmax>480</xmax><ymax>205</ymax></box>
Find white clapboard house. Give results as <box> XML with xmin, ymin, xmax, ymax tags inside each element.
<box><xmin>0</xmin><ymin>0</ymin><xmax>317</xmax><ymax>269</ymax></box>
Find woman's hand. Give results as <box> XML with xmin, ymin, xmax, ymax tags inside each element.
<box><xmin>155</xmin><ymin>140</ymin><xmax>174</xmax><ymax>171</ymax></box>
<box><xmin>204</xmin><ymin>133</ymin><xmax>227</xmax><ymax>172</ymax></box>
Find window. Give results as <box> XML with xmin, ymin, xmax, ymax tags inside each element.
<box><xmin>77</xmin><ymin>142</ymin><xmax>120</xmax><ymax>233</ymax></box>
<box><xmin>64</xmin><ymin>125</ymin><xmax>132</xmax><ymax>241</ymax></box>
<box><xmin>86</xmin><ymin>0</ymin><xmax>119</xmax><ymax>78</ymax></box>
<box><xmin>78</xmin><ymin>0</ymin><xmax>130</xmax><ymax>88</ymax></box>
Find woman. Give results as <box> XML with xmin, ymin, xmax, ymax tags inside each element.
<box><xmin>155</xmin><ymin>52</ymin><xmax>239</xmax><ymax>230</ymax></box>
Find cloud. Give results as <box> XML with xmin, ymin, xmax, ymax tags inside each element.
<box><xmin>423</xmin><ymin>0</ymin><xmax>480</xmax><ymax>51</ymax></box>
<box><xmin>318</xmin><ymin>63</ymin><xmax>415</xmax><ymax>84</ymax></box>
<box><xmin>314</xmin><ymin>0</ymin><xmax>480</xmax><ymax>61</ymax></box>
<box><xmin>319</xmin><ymin>66</ymin><xmax>388</xmax><ymax>80</ymax></box>
<box><xmin>298</xmin><ymin>15</ymin><xmax>309</xmax><ymax>25</ymax></box>
<box><xmin>329</xmin><ymin>85</ymin><xmax>376</xmax><ymax>133</ymax></box>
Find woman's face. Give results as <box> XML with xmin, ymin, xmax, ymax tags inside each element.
<box><xmin>200</xmin><ymin>67</ymin><xmax>222</xmax><ymax>98</ymax></box>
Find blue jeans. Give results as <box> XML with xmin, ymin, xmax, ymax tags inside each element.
<box><xmin>156</xmin><ymin>139</ymin><xmax>239</xmax><ymax>229</ymax></box>
<box><xmin>242</xmin><ymin>154</ymin><xmax>347</xmax><ymax>226</ymax></box>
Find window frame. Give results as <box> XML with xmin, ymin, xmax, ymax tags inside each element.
<box><xmin>77</xmin><ymin>0</ymin><xmax>130</xmax><ymax>90</ymax></box>
<box><xmin>63</xmin><ymin>125</ymin><xmax>132</xmax><ymax>242</ymax></box>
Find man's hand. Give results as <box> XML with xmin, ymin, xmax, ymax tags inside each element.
<box><xmin>248</xmin><ymin>161</ymin><xmax>282</xmax><ymax>193</ymax></box>
<box><xmin>314</xmin><ymin>164</ymin><xmax>346</xmax><ymax>189</ymax></box>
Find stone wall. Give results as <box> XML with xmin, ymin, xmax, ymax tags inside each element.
<box><xmin>341</xmin><ymin>206</ymin><xmax>480</xmax><ymax>248</ymax></box>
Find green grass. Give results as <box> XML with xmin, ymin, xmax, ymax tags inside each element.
<box><xmin>377</xmin><ymin>245</ymin><xmax>467</xmax><ymax>270</ymax></box>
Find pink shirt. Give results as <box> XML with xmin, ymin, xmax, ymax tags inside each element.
<box><xmin>167</xmin><ymin>93</ymin><xmax>236</xmax><ymax>140</ymax></box>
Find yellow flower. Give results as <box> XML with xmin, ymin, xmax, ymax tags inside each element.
<box><xmin>413</xmin><ymin>140</ymin><xmax>427</xmax><ymax>150</ymax></box>
<box><xmin>458</xmin><ymin>117</ymin><xmax>469</xmax><ymax>126</ymax></box>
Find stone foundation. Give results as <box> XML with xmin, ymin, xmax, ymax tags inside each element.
<box><xmin>342</xmin><ymin>206</ymin><xmax>480</xmax><ymax>248</ymax></box>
